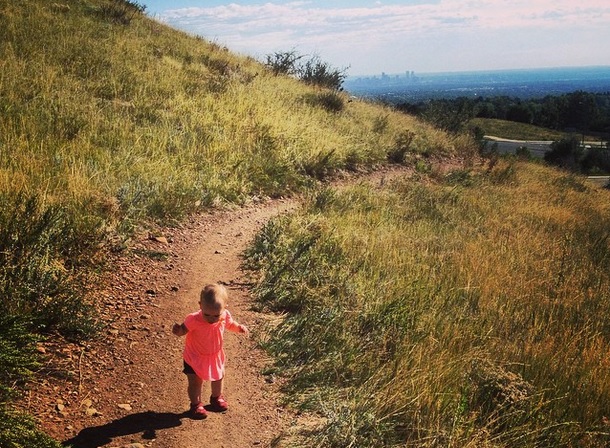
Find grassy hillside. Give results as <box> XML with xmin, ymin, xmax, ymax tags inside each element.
<box><xmin>0</xmin><ymin>0</ymin><xmax>470</xmax><ymax>446</ymax></box>
<box><xmin>1</xmin><ymin>0</ymin><xmax>466</xmax><ymax>223</ymax></box>
<box><xmin>245</xmin><ymin>160</ymin><xmax>610</xmax><ymax>447</ymax></box>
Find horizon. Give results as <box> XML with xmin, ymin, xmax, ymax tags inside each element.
<box><xmin>346</xmin><ymin>64</ymin><xmax>610</xmax><ymax>79</ymax></box>
<box><xmin>142</xmin><ymin>1</ymin><xmax>610</xmax><ymax>76</ymax></box>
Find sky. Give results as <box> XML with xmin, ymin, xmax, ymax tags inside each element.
<box><xmin>141</xmin><ymin>1</ymin><xmax>610</xmax><ymax>76</ymax></box>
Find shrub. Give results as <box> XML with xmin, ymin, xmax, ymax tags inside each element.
<box><xmin>304</xmin><ymin>92</ymin><xmax>345</xmax><ymax>113</ymax></box>
<box><xmin>544</xmin><ymin>136</ymin><xmax>584</xmax><ymax>171</ymax></box>
<box><xmin>97</xmin><ymin>0</ymin><xmax>146</xmax><ymax>25</ymax></box>
<box><xmin>298</xmin><ymin>55</ymin><xmax>348</xmax><ymax>91</ymax></box>
<box><xmin>0</xmin><ymin>409</ymin><xmax>62</xmax><ymax>448</ymax></box>
<box><xmin>387</xmin><ymin>130</ymin><xmax>414</xmax><ymax>163</ymax></box>
<box><xmin>0</xmin><ymin>193</ymin><xmax>101</xmax><ymax>339</ymax></box>
<box><xmin>264</xmin><ymin>50</ymin><xmax>348</xmax><ymax>90</ymax></box>
<box><xmin>265</xmin><ymin>50</ymin><xmax>303</xmax><ymax>76</ymax></box>
<box><xmin>0</xmin><ymin>316</ymin><xmax>39</xmax><ymax>403</ymax></box>
<box><xmin>581</xmin><ymin>147</ymin><xmax>610</xmax><ymax>174</ymax></box>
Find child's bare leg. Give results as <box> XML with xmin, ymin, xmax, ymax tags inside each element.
<box><xmin>187</xmin><ymin>374</ymin><xmax>203</xmax><ymax>404</ymax></box>
<box><xmin>209</xmin><ymin>377</ymin><xmax>228</xmax><ymax>411</ymax></box>
<box><xmin>211</xmin><ymin>377</ymin><xmax>223</xmax><ymax>398</ymax></box>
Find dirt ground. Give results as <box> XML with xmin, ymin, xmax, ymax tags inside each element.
<box><xmin>21</xmin><ymin>164</ymin><xmax>440</xmax><ymax>448</ymax></box>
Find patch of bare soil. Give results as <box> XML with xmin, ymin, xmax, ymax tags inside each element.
<box><xmin>20</xmin><ymin>164</ymin><xmax>441</xmax><ymax>448</ymax></box>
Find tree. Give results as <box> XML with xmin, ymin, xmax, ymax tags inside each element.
<box><xmin>544</xmin><ymin>136</ymin><xmax>584</xmax><ymax>171</ymax></box>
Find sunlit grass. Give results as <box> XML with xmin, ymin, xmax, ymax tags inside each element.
<box><xmin>0</xmin><ymin>0</ymin><xmax>470</xmax><ymax>445</ymax></box>
<box><xmin>1</xmin><ymin>0</ymin><xmax>463</xmax><ymax>233</ymax></box>
<box><xmin>245</xmin><ymin>160</ymin><xmax>610</xmax><ymax>447</ymax></box>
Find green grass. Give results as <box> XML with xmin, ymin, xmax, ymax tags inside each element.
<box><xmin>0</xmin><ymin>0</ymin><xmax>463</xmax><ymax>225</ymax></box>
<box><xmin>0</xmin><ymin>0</ymin><xmax>466</xmax><ymax>445</ymax></box>
<box><xmin>244</xmin><ymin>161</ymin><xmax>610</xmax><ymax>447</ymax></box>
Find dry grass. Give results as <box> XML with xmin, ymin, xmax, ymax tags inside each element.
<box><xmin>245</xmin><ymin>160</ymin><xmax>610</xmax><ymax>447</ymax></box>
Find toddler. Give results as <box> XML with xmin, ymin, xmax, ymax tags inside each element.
<box><xmin>172</xmin><ymin>283</ymin><xmax>249</xmax><ymax>419</ymax></box>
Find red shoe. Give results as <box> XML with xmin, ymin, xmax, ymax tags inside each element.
<box><xmin>209</xmin><ymin>395</ymin><xmax>228</xmax><ymax>412</ymax></box>
<box><xmin>189</xmin><ymin>402</ymin><xmax>208</xmax><ymax>419</ymax></box>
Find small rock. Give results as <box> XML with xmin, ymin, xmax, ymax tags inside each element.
<box><xmin>150</xmin><ymin>235</ymin><xmax>168</xmax><ymax>244</ymax></box>
<box><xmin>85</xmin><ymin>407</ymin><xmax>99</xmax><ymax>416</ymax></box>
<box><xmin>117</xmin><ymin>403</ymin><xmax>132</xmax><ymax>411</ymax></box>
<box><xmin>56</xmin><ymin>403</ymin><xmax>65</xmax><ymax>412</ymax></box>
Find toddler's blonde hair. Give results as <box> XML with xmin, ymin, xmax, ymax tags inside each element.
<box><xmin>200</xmin><ymin>283</ymin><xmax>227</xmax><ymax>309</ymax></box>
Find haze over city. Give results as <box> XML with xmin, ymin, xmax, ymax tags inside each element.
<box><xmin>141</xmin><ymin>0</ymin><xmax>610</xmax><ymax>76</ymax></box>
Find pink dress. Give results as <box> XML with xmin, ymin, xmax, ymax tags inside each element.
<box><xmin>183</xmin><ymin>309</ymin><xmax>241</xmax><ymax>381</ymax></box>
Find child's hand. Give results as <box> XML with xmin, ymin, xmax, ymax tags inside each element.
<box><xmin>239</xmin><ymin>324</ymin><xmax>250</xmax><ymax>337</ymax></box>
<box><xmin>172</xmin><ymin>323</ymin><xmax>185</xmax><ymax>336</ymax></box>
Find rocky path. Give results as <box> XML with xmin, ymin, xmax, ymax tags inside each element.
<box><xmin>27</xmin><ymin>166</ymin><xmax>418</xmax><ymax>448</ymax></box>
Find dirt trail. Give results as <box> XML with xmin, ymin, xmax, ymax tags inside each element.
<box><xmin>30</xmin><ymin>166</ymin><xmax>422</xmax><ymax>448</ymax></box>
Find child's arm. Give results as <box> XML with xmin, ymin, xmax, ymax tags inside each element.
<box><xmin>172</xmin><ymin>322</ymin><xmax>188</xmax><ymax>336</ymax></box>
<box><xmin>226</xmin><ymin>320</ymin><xmax>249</xmax><ymax>336</ymax></box>
<box><xmin>224</xmin><ymin>310</ymin><xmax>249</xmax><ymax>336</ymax></box>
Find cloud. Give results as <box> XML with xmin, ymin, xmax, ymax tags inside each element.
<box><xmin>158</xmin><ymin>1</ymin><xmax>610</xmax><ymax>73</ymax></box>
<box><xmin>162</xmin><ymin>1</ymin><xmax>610</xmax><ymax>35</ymax></box>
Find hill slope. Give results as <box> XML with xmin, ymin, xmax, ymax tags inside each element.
<box><xmin>1</xmin><ymin>0</ymin><xmax>472</xmax><ymax>446</ymax></box>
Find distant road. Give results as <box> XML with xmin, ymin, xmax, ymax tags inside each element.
<box><xmin>483</xmin><ymin>136</ymin><xmax>552</xmax><ymax>158</ymax></box>
<box><xmin>483</xmin><ymin>136</ymin><xmax>609</xmax><ymax>188</ymax></box>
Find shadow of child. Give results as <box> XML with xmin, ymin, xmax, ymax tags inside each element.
<box><xmin>62</xmin><ymin>410</ymin><xmax>186</xmax><ymax>448</ymax></box>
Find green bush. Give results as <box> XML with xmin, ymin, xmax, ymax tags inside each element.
<box><xmin>0</xmin><ymin>409</ymin><xmax>62</xmax><ymax>448</ymax></box>
<box><xmin>304</xmin><ymin>92</ymin><xmax>345</xmax><ymax>113</ymax></box>
<box><xmin>544</xmin><ymin>136</ymin><xmax>584</xmax><ymax>171</ymax></box>
<box><xmin>0</xmin><ymin>193</ymin><xmax>101</xmax><ymax>339</ymax></box>
<box><xmin>0</xmin><ymin>315</ymin><xmax>39</xmax><ymax>403</ymax></box>
<box><xmin>298</xmin><ymin>55</ymin><xmax>348</xmax><ymax>91</ymax></box>
<box><xmin>264</xmin><ymin>50</ymin><xmax>348</xmax><ymax>90</ymax></box>
<box><xmin>387</xmin><ymin>130</ymin><xmax>414</xmax><ymax>163</ymax></box>
<box><xmin>97</xmin><ymin>0</ymin><xmax>146</xmax><ymax>25</ymax></box>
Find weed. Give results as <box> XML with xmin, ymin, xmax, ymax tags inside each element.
<box><xmin>245</xmin><ymin>162</ymin><xmax>610</xmax><ymax>446</ymax></box>
<box><xmin>97</xmin><ymin>0</ymin><xmax>146</xmax><ymax>25</ymax></box>
<box><xmin>387</xmin><ymin>130</ymin><xmax>414</xmax><ymax>163</ymax></box>
<box><xmin>0</xmin><ymin>410</ymin><xmax>63</xmax><ymax>448</ymax></box>
<box><xmin>304</xmin><ymin>92</ymin><xmax>345</xmax><ymax>113</ymax></box>
<box><xmin>0</xmin><ymin>2</ymin><xmax>458</xmax><ymax>445</ymax></box>
<box><xmin>0</xmin><ymin>193</ymin><xmax>101</xmax><ymax>339</ymax></box>
<box><xmin>372</xmin><ymin>114</ymin><xmax>389</xmax><ymax>134</ymax></box>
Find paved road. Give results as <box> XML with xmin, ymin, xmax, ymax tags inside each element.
<box><xmin>483</xmin><ymin>136</ymin><xmax>609</xmax><ymax>188</ymax></box>
<box><xmin>587</xmin><ymin>176</ymin><xmax>610</xmax><ymax>188</ymax></box>
<box><xmin>483</xmin><ymin>136</ymin><xmax>552</xmax><ymax>158</ymax></box>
